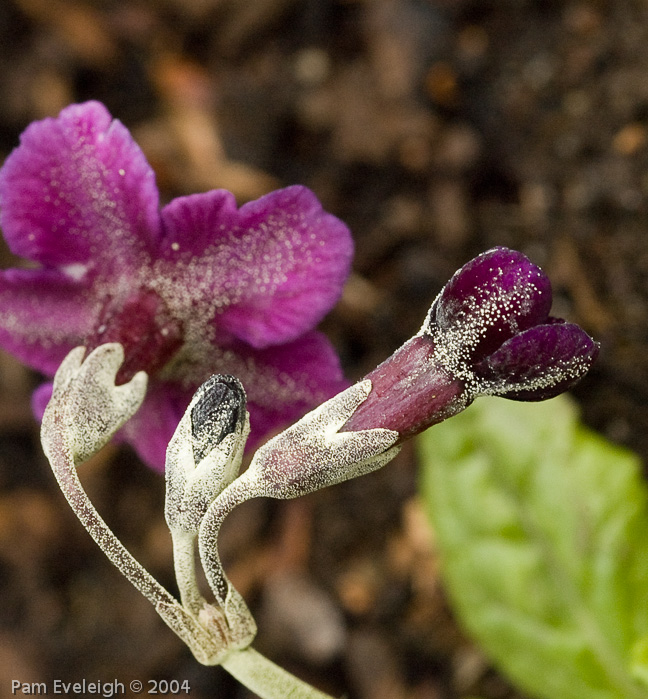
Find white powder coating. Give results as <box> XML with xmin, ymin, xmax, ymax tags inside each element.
<box><xmin>422</xmin><ymin>258</ymin><xmax>590</xmax><ymax>400</ymax></box>
<box><xmin>149</xmin><ymin>209</ymin><xmax>329</xmax><ymax>403</ymax></box>
<box><xmin>36</xmin><ymin>341</ymin><xmax>443</xmax><ymax>695</ymax></box>
<box><xmin>241</xmin><ymin>380</ymin><xmax>401</xmax><ymax>499</ymax></box>
<box><xmin>195</xmin><ymin>379</ymin><xmax>401</xmax><ymax>636</ymax></box>
<box><xmin>42</xmin><ymin>343</ymin><xmax>148</xmax><ymax>464</ymax></box>
<box><xmin>40</xmin><ymin>343</ymin><xmax>255</xmax><ymax>666</ymax></box>
<box><xmin>164</xmin><ymin>365</ymin><xmax>403</xmax><ymax>660</ymax></box>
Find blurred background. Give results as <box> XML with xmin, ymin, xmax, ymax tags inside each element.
<box><xmin>0</xmin><ymin>0</ymin><xmax>642</xmax><ymax>697</ymax></box>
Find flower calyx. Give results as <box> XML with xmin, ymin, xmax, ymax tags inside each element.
<box><xmin>41</xmin><ymin>343</ymin><xmax>147</xmax><ymax>465</ymax></box>
<box><xmin>240</xmin><ymin>380</ymin><xmax>401</xmax><ymax>500</ymax></box>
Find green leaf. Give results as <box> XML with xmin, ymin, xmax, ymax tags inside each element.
<box><xmin>631</xmin><ymin>637</ymin><xmax>648</xmax><ymax>688</ymax></box>
<box><xmin>418</xmin><ymin>395</ymin><xmax>648</xmax><ymax>699</ymax></box>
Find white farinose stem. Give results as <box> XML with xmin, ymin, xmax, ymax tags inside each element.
<box><xmin>47</xmin><ymin>425</ymin><xmax>178</xmax><ymax>609</ymax></box>
<box><xmin>41</xmin><ymin>343</ymin><xmax>342</xmax><ymax>696</ymax></box>
<box><xmin>171</xmin><ymin>529</ymin><xmax>205</xmax><ymax>616</ymax></box>
<box><xmin>222</xmin><ymin>647</ymin><xmax>338</xmax><ymax>699</ymax></box>
<box><xmin>199</xmin><ymin>472</ymin><xmax>259</xmax><ymax>603</ymax></box>
<box><xmin>43</xmin><ymin>415</ymin><xmax>226</xmax><ymax>663</ymax></box>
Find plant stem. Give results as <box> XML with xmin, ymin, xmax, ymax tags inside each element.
<box><xmin>45</xmin><ymin>424</ymin><xmax>177</xmax><ymax>609</ymax></box>
<box><xmin>42</xmin><ymin>417</ymin><xmax>225</xmax><ymax>663</ymax></box>
<box><xmin>42</xmin><ymin>377</ymin><xmax>340</xmax><ymax>697</ymax></box>
<box><xmin>199</xmin><ymin>472</ymin><xmax>258</xmax><ymax>603</ymax></box>
<box><xmin>222</xmin><ymin>647</ymin><xmax>338</xmax><ymax>699</ymax></box>
<box><xmin>172</xmin><ymin>529</ymin><xmax>205</xmax><ymax>615</ymax></box>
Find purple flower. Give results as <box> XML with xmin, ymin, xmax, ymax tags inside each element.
<box><xmin>0</xmin><ymin>101</ymin><xmax>353</xmax><ymax>471</ymax></box>
<box><xmin>343</xmin><ymin>247</ymin><xmax>599</xmax><ymax>441</ymax></box>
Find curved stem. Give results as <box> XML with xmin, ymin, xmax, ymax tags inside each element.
<box><xmin>222</xmin><ymin>647</ymin><xmax>338</xmax><ymax>699</ymax></box>
<box><xmin>199</xmin><ymin>471</ymin><xmax>259</xmax><ymax>603</ymax></box>
<box><xmin>42</xmin><ymin>416</ymin><xmax>225</xmax><ymax>663</ymax></box>
<box><xmin>172</xmin><ymin>529</ymin><xmax>205</xmax><ymax>616</ymax></box>
<box><xmin>43</xmin><ymin>403</ymin><xmax>339</xmax><ymax>697</ymax></box>
<box><xmin>45</xmin><ymin>423</ymin><xmax>178</xmax><ymax>609</ymax></box>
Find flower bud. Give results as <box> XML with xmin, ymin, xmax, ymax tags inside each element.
<box><xmin>343</xmin><ymin>247</ymin><xmax>599</xmax><ymax>440</ymax></box>
<box><xmin>165</xmin><ymin>375</ymin><xmax>249</xmax><ymax>534</ymax></box>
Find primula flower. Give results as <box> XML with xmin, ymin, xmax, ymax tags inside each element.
<box><xmin>343</xmin><ymin>246</ymin><xmax>599</xmax><ymax>440</ymax></box>
<box><xmin>0</xmin><ymin>101</ymin><xmax>352</xmax><ymax>470</ymax></box>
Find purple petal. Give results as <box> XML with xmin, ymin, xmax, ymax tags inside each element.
<box><xmin>341</xmin><ymin>334</ymin><xmax>470</xmax><ymax>441</ymax></box>
<box><xmin>473</xmin><ymin>322</ymin><xmax>600</xmax><ymax>401</ymax></box>
<box><xmin>169</xmin><ymin>329</ymin><xmax>349</xmax><ymax>442</ymax></box>
<box><xmin>0</xmin><ymin>101</ymin><xmax>160</xmax><ymax>271</ymax></box>
<box><xmin>31</xmin><ymin>381</ymin><xmax>53</xmax><ymax>420</ymax></box>
<box><xmin>430</xmin><ymin>247</ymin><xmax>552</xmax><ymax>363</ymax></box>
<box><xmin>85</xmin><ymin>288</ymin><xmax>184</xmax><ymax>384</ymax></box>
<box><xmin>192</xmin><ymin>330</ymin><xmax>348</xmax><ymax>414</ymax></box>
<box><xmin>0</xmin><ymin>268</ymin><xmax>96</xmax><ymax>374</ymax></box>
<box><xmin>159</xmin><ymin>185</ymin><xmax>353</xmax><ymax>348</ymax></box>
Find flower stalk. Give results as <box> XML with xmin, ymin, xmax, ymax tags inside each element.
<box><xmin>171</xmin><ymin>529</ymin><xmax>204</xmax><ymax>616</ymax></box>
<box><xmin>40</xmin><ymin>345</ymin><xmax>227</xmax><ymax>665</ymax></box>
<box><xmin>222</xmin><ymin>648</ymin><xmax>336</xmax><ymax>699</ymax></box>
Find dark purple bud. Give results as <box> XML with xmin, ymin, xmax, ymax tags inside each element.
<box><xmin>343</xmin><ymin>247</ymin><xmax>599</xmax><ymax>442</ymax></box>
<box><xmin>191</xmin><ymin>375</ymin><xmax>246</xmax><ymax>464</ymax></box>
<box><xmin>427</xmin><ymin>247</ymin><xmax>552</xmax><ymax>364</ymax></box>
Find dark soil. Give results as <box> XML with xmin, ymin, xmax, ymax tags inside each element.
<box><xmin>0</xmin><ymin>1</ymin><xmax>645</xmax><ymax>698</ymax></box>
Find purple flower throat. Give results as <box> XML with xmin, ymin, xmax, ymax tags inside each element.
<box><xmin>89</xmin><ymin>288</ymin><xmax>184</xmax><ymax>383</ymax></box>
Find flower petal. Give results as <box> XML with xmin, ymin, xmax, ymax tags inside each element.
<box><xmin>168</xmin><ymin>329</ymin><xmax>349</xmax><ymax>444</ymax></box>
<box><xmin>473</xmin><ymin>322</ymin><xmax>599</xmax><ymax>401</ymax></box>
<box><xmin>31</xmin><ymin>381</ymin><xmax>53</xmax><ymax>420</ymax></box>
<box><xmin>0</xmin><ymin>268</ymin><xmax>96</xmax><ymax>374</ymax></box>
<box><xmin>430</xmin><ymin>247</ymin><xmax>552</xmax><ymax>363</ymax></box>
<box><xmin>159</xmin><ymin>185</ymin><xmax>353</xmax><ymax>348</ymax></box>
<box><xmin>0</xmin><ymin>101</ymin><xmax>160</xmax><ymax>270</ymax></box>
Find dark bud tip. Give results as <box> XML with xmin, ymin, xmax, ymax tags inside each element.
<box><xmin>191</xmin><ymin>375</ymin><xmax>246</xmax><ymax>463</ymax></box>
